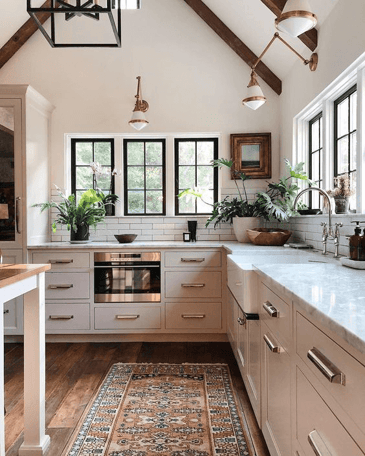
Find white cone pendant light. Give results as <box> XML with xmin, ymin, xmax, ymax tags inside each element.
<box><xmin>275</xmin><ymin>0</ymin><xmax>317</xmax><ymax>37</ymax></box>
<box><xmin>242</xmin><ymin>71</ymin><xmax>266</xmax><ymax>111</ymax></box>
<box><xmin>129</xmin><ymin>76</ymin><xmax>149</xmax><ymax>131</ymax></box>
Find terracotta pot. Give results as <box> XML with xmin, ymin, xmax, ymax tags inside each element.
<box><xmin>334</xmin><ymin>197</ymin><xmax>350</xmax><ymax>214</ymax></box>
<box><xmin>70</xmin><ymin>225</ymin><xmax>90</xmax><ymax>241</ymax></box>
<box><xmin>232</xmin><ymin>217</ymin><xmax>259</xmax><ymax>243</ymax></box>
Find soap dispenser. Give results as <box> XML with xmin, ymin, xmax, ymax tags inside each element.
<box><xmin>349</xmin><ymin>221</ymin><xmax>362</xmax><ymax>260</ymax></box>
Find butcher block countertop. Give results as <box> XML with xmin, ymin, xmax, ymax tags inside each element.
<box><xmin>0</xmin><ymin>264</ymin><xmax>51</xmax><ymax>288</ymax></box>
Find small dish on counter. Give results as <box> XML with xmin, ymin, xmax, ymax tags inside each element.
<box><xmin>114</xmin><ymin>234</ymin><xmax>137</xmax><ymax>243</ymax></box>
<box><xmin>340</xmin><ymin>257</ymin><xmax>365</xmax><ymax>269</ymax></box>
<box><xmin>246</xmin><ymin>228</ymin><xmax>292</xmax><ymax>246</ymax></box>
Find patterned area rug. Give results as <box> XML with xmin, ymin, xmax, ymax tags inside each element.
<box><xmin>65</xmin><ymin>364</ymin><xmax>252</xmax><ymax>456</ymax></box>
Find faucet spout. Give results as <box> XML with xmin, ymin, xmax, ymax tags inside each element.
<box><xmin>294</xmin><ymin>187</ymin><xmax>333</xmax><ymax>233</ymax></box>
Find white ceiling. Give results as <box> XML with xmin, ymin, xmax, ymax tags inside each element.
<box><xmin>0</xmin><ymin>0</ymin><xmax>340</xmax><ymax>81</ymax></box>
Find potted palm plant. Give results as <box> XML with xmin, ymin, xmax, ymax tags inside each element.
<box><xmin>34</xmin><ymin>187</ymin><xmax>106</xmax><ymax>242</ymax></box>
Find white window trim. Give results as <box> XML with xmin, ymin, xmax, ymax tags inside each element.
<box><xmin>64</xmin><ymin>132</ymin><xmax>221</xmax><ymax>217</ymax></box>
<box><xmin>293</xmin><ymin>52</ymin><xmax>365</xmax><ymax>213</ymax></box>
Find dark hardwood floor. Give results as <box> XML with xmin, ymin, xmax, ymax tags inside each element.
<box><xmin>4</xmin><ymin>342</ymin><xmax>269</xmax><ymax>456</ymax></box>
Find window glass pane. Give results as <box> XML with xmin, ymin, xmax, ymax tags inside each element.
<box><xmin>146</xmin><ymin>166</ymin><xmax>162</xmax><ymax>189</ymax></box>
<box><xmin>197</xmin><ymin>191</ymin><xmax>213</xmax><ymax>213</ymax></box>
<box><xmin>75</xmin><ymin>191</ymin><xmax>83</xmax><ymax>205</ymax></box>
<box><xmin>128</xmin><ymin>167</ymin><xmax>144</xmax><ymax>189</ymax></box>
<box><xmin>178</xmin><ymin>195</ymin><xmax>195</xmax><ymax>213</ymax></box>
<box><xmin>350</xmin><ymin>91</ymin><xmax>357</xmax><ymax>131</ymax></box>
<box><xmin>76</xmin><ymin>142</ymin><xmax>93</xmax><ymax>165</ymax></box>
<box><xmin>128</xmin><ymin>191</ymin><xmax>144</xmax><ymax>213</ymax></box>
<box><xmin>146</xmin><ymin>143</ymin><xmax>162</xmax><ymax>165</ymax></box>
<box><xmin>337</xmin><ymin>136</ymin><xmax>349</xmax><ymax>175</ymax></box>
<box><xmin>179</xmin><ymin>142</ymin><xmax>195</xmax><ymax>165</ymax></box>
<box><xmin>337</xmin><ymin>99</ymin><xmax>349</xmax><ymax>137</ymax></box>
<box><xmin>197</xmin><ymin>166</ymin><xmax>213</xmax><ymax>189</ymax></box>
<box><xmin>350</xmin><ymin>132</ymin><xmax>357</xmax><ymax>172</ymax></box>
<box><xmin>179</xmin><ymin>166</ymin><xmax>195</xmax><ymax>189</ymax></box>
<box><xmin>76</xmin><ymin>167</ymin><xmax>93</xmax><ymax>189</ymax></box>
<box><xmin>96</xmin><ymin>171</ymin><xmax>111</xmax><ymax>190</ymax></box>
<box><xmin>127</xmin><ymin>142</ymin><xmax>144</xmax><ymax>165</ymax></box>
<box><xmin>146</xmin><ymin>191</ymin><xmax>163</xmax><ymax>213</ymax></box>
<box><xmin>311</xmin><ymin>152</ymin><xmax>320</xmax><ymax>182</ymax></box>
<box><xmin>311</xmin><ymin>120</ymin><xmax>319</xmax><ymax>151</ymax></box>
<box><xmin>197</xmin><ymin>141</ymin><xmax>214</xmax><ymax>165</ymax></box>
<box><xmin>94</xmin><ymin>142</ymin><xmax>111</xmax><ymax>165</ymax></box>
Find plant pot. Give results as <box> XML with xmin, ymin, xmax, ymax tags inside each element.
<box><xmin>70</xmin><ymin>225</ymin><xmax>90</xmax><ymax>241</ymax></box>
<box><xmin>105</xmin><ymin>204</ymin><xmax>113</xmax><ymax>216</ymax></box>
<box><xmin>232</xmin><ymin>217</ymin><xmax>259</xmax><ymax>243</ymax></box>
<box><xmin>333</xmin><ymin>197</ymin><xmax>350</xmax><ymax>214</ymax></box>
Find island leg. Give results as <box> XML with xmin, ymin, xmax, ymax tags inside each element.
<box><xmin>19</xmin><ymin>272</ymin><xmax>50</xmax><ymax>456</ymax></box>
<box><xmin>0</xmin><ymin>305</ymin><xmax>4</xmax><ymax>456</ymax></box>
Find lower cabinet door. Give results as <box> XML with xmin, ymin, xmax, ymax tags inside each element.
<box><xmin>296</xmin><ymin>367</ymin><xmax>364</xmax><ymax>456</ymax></box>
<box><xmin>3</xmin><ymin>249</ymin><xmax>23</xmax><ymax>335</ymax></box>
<box><xmin>237</xmin><ymin>308</ymin><xmax>247</xmax><ymax>374</ymax></box>
<box><xmin>227</xmin><ymin>289</ymin><xmax>238</xmax><ymax>354</ymax></box>
<box><xmin>244</xmin><ymin>319</ymin><xmax>261</xmax><ymax>425</ymax></box>
<box><xmin>261</xmin><ymin>323</ymin><xmax>291</xmax><ymax>456</ymax></box>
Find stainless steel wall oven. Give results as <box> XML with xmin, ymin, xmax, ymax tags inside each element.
<box><xmin>94</xmin><ymin>252</ymin><xmax>161</xmax><ymax>302</ymax></box>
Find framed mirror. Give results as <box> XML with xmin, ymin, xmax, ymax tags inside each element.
<box><xmin>230</xmin><ymin>133</ymin><xmax>271</xmax><ymax>179</ymax></box>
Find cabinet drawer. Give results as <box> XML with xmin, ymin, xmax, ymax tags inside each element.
<box><xmin>165</xmin><ymin>251</ymin><xmax>221</xmax><ymax>268</ymax></box>
<box><xmin>45</xmin><ymin>304</ymin><xmax>90</xmax><ymax>330</ymax></box>
<box><xmin>94</xmin><ymin>306</ymin><xmax>161</xmax><ymax>330</ymax></box>
<box><xmin>32</xmin><ymin>251</ymin><xmax>90</xmax><ymax>269</ymax></box>
<box><xmin>296</xmin><ymin>312</ymin><xmax>365</xmax><ymax>435</ymax></box>
<box><xmin>260</xmin><ymin>283</ymin><xmax>291</xmax><ymax>346</ymax></box>
<box><xmin>45</xmin><ymin>273</ymin><xmax>90</xmax><ymax>299</ymax></box>
<box><xmin>166</xmin><ymin>302</ymin><xmax>221</xmax><ymax>330</ymax></box>
<box><xmin>165</xmin><ymin>272</ymin><xmax>222</xmax><ymax>298</ymax></box>
<box><xmin>296</xmin><ymin>367</ymin><xmax>363</xmax><ymax>456</ymax></box>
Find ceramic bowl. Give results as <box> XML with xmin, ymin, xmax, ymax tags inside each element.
<box><xmin>114</xmin><ymin>234</ymin><xmax>137</xmax><ymax>243</ymax></box>
<box><xmin>246</xmin><ymin>228</ymin><xmax>292</xmax><ymax>246</ymax></box>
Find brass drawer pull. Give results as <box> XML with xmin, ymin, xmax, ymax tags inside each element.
<box><xmin>116</xmin><ymin>315</ymin><xmax>140</xmax><ymax>320</ymax></box>
<box><xmin>181</xmin><ymin>258</ymin><xmax>205</xmax><ymax>263</ymax></box>
<box><xmin>49</xmin><ymin>259</ymin><xmax>74</xmax><ymax>264</ymax></box>
<box><xmin>307</xmin><ymin>348</ymin><xmax>346</xmax><ymax>385</ymax></box>
<box><xmin>49</xmin><ymin>284</ymin><xmax>74</xmax><ymax>289</ymax></box>
<box><xmin>181</xmin><ymin>283</ymin><xmax>205</xmax><ymax>288</ymax></box>
<box><xmin>49</xmin><ymin>315</ymin><xmax>74</xmax><ymax>320</ymax></box>
<box><xmin>264</xmin><ymin>334</ymin><xmax>281</xmax><ymax>353</ymax></box>
<box><xmin>308</xmin><ymin>430</ymin><xmax>332</xmax><ymax>456</ymax></box>
<box><xmin>263</xmin><ymin>301</ymin><xmax>279</xmax><ymax>318</ymax></box>
<box><xmin>182</xmin><ymin>314</ymin><xmax>206</xmax><ymax>319</ymax></box>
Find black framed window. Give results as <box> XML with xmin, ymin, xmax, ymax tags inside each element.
<box><xmin>71</xmin><ymin>138</ymin><xmax>115</xmax><ymax>209</ymax></box>
<box><xmin>175</xmin><ymin>138</ymin><xmax>218</xmax><ymax>215</ymax></box>
<box><xmin>124</xmin><ymin>139</ymin><xmax>166</xmax><ymax>216</ymax></box>
<box><xmin>309</xmin><ymin>112</ymin><xmax>323</xmax><ymax>209</ymax></box>
<box><xmin>334</xmin><ymin>85</ymin><xmax>357</xmax><ymax>207</ymax></box>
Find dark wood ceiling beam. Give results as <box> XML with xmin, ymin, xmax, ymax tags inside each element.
<box><xmin>0</xmin><ymin>1</ymin><xmax>54</xmax><ymax>70</ymax></box>
<box><xmin>184</xmin><ymin>0</ymin><xmax>282</xmax><ymax>95</ymax></box>
<box><xmin>261</xmin><ymin>0</ymin><xmax>318</xmax><ymax>51</ymax></box>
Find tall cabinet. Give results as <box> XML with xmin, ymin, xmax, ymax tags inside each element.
<box><xmin>0</xmin><ymin>85</ymin><xmax>54</xmax><ymax>335</ymax></box>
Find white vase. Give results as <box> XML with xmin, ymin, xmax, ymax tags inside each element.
<box><xmin>232</xmin><ymin>217</ymin><xmax>259</xmax><ymax>243</ymax></box>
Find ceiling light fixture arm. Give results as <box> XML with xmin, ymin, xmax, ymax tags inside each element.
<box><xmin>252</xmin><ymin>32</ymin><xmax>318</xmax><ymax>72</ymax></box>
<box><xmin>133</xmin><ymin>76</ymin><xmax>149</xmax><ymax>113</ymax></box>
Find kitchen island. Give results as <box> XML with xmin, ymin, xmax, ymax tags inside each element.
<box><xmin>0</xmin><ymin>263</ymin><xmax>50</xmax><ymax>456</ymax></box>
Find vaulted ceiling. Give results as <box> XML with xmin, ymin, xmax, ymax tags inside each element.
<box><xmin>0</xmin><ymin>0</ymin><xmax>340</xmax><ymax>94</ymax></box>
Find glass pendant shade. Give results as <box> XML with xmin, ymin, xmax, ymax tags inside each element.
<box><xmin>129</xmin><ymin>110</ymin><xmax>149</xmax><ymax>130</ymax></box>
<box><xmin>242</xmin><ymin>71</ymin><xmax>266</xmax><ymax>110</ymax></box>
<box><xmin>276</xmin><ymin>0</ymin><xmax>317</xmax><ymax>37</ymax></box>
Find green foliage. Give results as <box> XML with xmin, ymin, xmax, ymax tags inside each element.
<box><xmin>33</xmin><ymin>188</ymin><xmax>106</xmax><ymax>233</ymax></box>
<box><xmin>205</xmin><ymin>197</ymin><xmax>261</xmax><ymax>228</ymax></box>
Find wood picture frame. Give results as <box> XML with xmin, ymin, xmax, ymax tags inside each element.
<box><xmin>230</xmin><ymin>133</ymin><xmax>271</xmax><ymax>179</ymax></box>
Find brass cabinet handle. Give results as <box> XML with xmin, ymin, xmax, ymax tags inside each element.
<box><xmin>181</xmin><ymin>258</ymin><xmax>205</xmax><ymax>263</ymax></box>
<box><xmin>308</xmin><ymin>430</ymin><xmax>332</xmax><ymax>456</ymax></box>
<box><xmin>49</xmin><ymin>259</ymin><xmax>74</xmax><ymax>264</ymax></box>
<box><xmin>235</xmin><ymin>282</ymin><xmax>243</xmax><ymax>286</ymax></box>
<box><xmin>49</xmin><ymin>315</ymin><xmax>74</xmax><ymax>320</ymax></box>
<box><xmin>182</xmin><ymin>314</ymin><xmax>206</xmax><ymax>319</ymax></box>
<box><xmin>263</xmin><ymin>301</ymin><xmax>279</xmax><ymax>318</ymax></box>
<box><xmin>264</xmin><ymin>334</ymin><xmax>281</xmax><ymax>353</ymax></box>
<box><xmin>15</xmin><ymin>196</ymin><xmax>21</xmax><ymax>234</ymax></box>
<box><xmin>116</xmin><ymin>315</ymin><xmax>140</xmax><ymax>320</ymax></box>
<box><xmin>49</xmin><ymin>284</ymin><xmax>74</xmax><ymax>289</ymax></box>
<box><xmin>307</xmin><ymin>348</ymin><xmax>346</xmax><ymax>385</ymax></box>
<box><xmin>181</xmin><ymin>283</ymin><xmax>205</xmax><ymax>288</ymax></box>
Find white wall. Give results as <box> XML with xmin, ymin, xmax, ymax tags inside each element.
<box><xmin>0</xmin><ymin>0</ymin><xmax>281</xmax><ymax>201</ymax></box>
<box><xmin>279</xmin><ymin>0</ymin><xmax>365</xmax><ymax>172</ymax></box>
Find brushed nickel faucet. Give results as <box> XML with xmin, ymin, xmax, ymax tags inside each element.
<box><xmin>293</xmin><ymin>188</ymin><xmax>343</xmax><ymax>258</ymax></box>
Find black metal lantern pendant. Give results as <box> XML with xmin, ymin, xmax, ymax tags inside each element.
<box><xmin>27</xmin><ymin>0</ymin><xmax>122</xmax><ymax>47</ymax></box>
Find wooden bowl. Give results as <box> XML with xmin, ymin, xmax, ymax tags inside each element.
<box><xmin>114</xmin><ymin>234</ymin><xmax>137</xmax><ymax>243</ymax></box>
<box><xmin>246</xmin><ymin>228</ymin><xmax>292</xmax><ymax>246</ymax></box>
